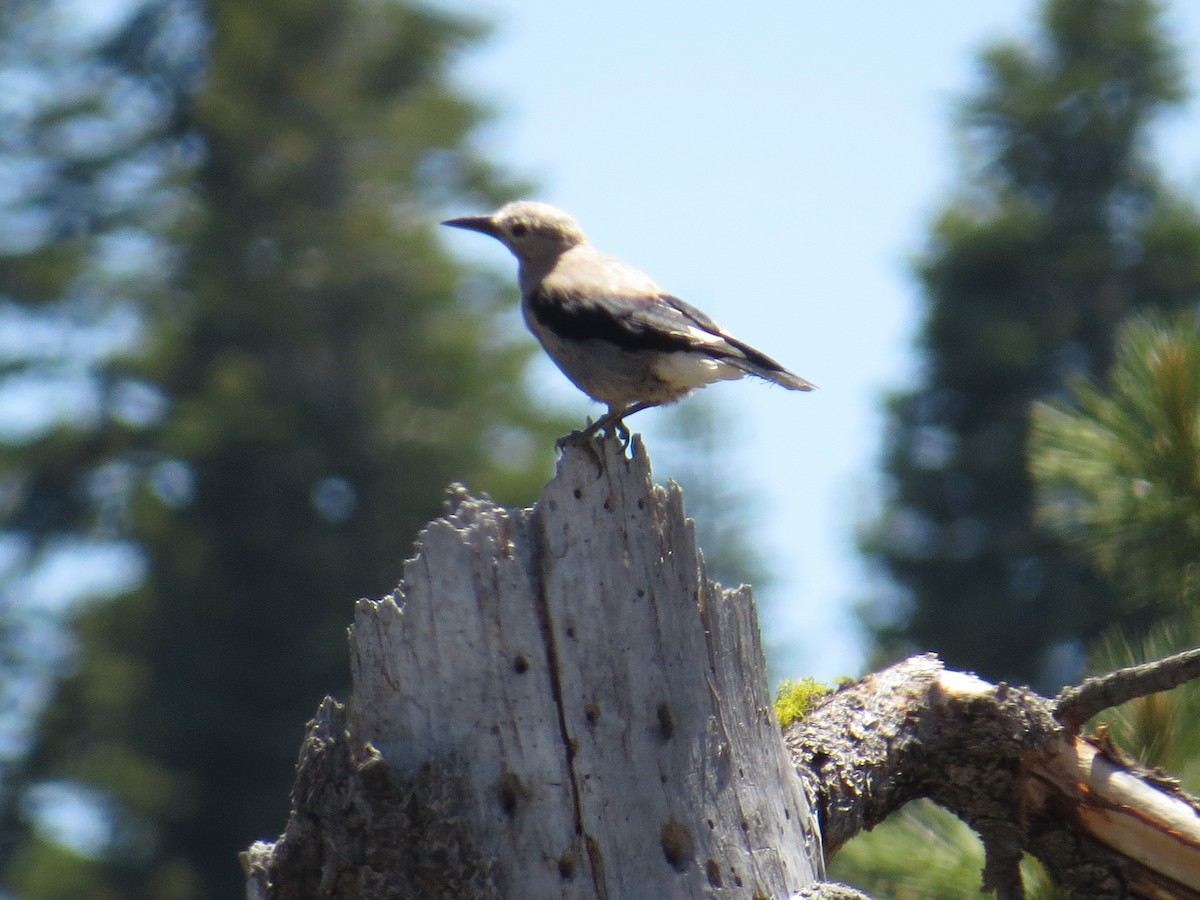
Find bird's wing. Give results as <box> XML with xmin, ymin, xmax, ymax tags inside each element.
<box><xmin>528</xmin><ymin>285</ymin><xmax>814</xmax><ymax>391</ymax></box>
<box><xmin>529</xmin><ymin>251</ymin><xmax>733</xmax><ymax>351</ymax></box>
<box><xmin>657</xmin><ymin>294</ymin><xmax>814</xmax><ymax>389</ymax></box>
<box><xmin>656</xmin><ymin>293</ymin><xmax>743</xmax><ymax>351</ymax></box>
<box><xmin>530</xmin><ymin>246</ymin><xmax>814</xmax><ymax>390</ymax></box>
<box><xmin>528</xmin><ymin>283</ymin><xmax>730</xmax><ymax>354</ymax></box>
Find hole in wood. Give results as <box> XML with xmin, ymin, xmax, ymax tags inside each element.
<box><xmin>660</xmin><ymin>818</ymin><xmax>694</xmax><ymax>872</ymax></box>
<box><xmin>496</xmin><ymin>772</ymin><xmax>525</xmax><ymax>818</ymax></box>
<box><xmin>513</xmin><ymin>655</ymin><xmax>530</xmax><ymax>674</ymax></box>
<box><xmin>705</xmin><ymin>858</ymin><xmax>723</xmax><ymax>887</ymax></box>
<box><xmin>572</xmin><ymin>488</ymin><xmax>582</xmax><ymax>499</ymax></box>
<box><xmin>656</xmin><ymin>702</ymin><xmax>674</xmax><ymax>740</ymax></box>
<box><xmin>557</xmin><ymin>852</ymin><xmax>576</xmax><ymax>881</ymax></box>
<box><xmin>584</xmin><ymin>703</ymin><xmax>600</xmax><ymax>725</ymax></box>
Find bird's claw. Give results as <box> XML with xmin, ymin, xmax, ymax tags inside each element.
<box><xmin>610</xmin><ymin>419</ymin><xmax>631</xmax><ymax>449</ymax></box>
<box><xmin>554</xmin><ymin>413</ymin><xmax>633</xmax><ymax>476</ymax></box>
<box><xmin>554</xmin><ymin>428</ymin><xmax>591</xmax><ymax>451</ymax></box>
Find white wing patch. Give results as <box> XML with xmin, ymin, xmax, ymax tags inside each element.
<box><xmin>652</xmin><ymin>351</ymin><xmax>745</xmax><ymax>390</ymax></box>
<box><xmin>682</xmin><ymin>324</ymin><xmax>731</xmax><ymax>348</ymax></box>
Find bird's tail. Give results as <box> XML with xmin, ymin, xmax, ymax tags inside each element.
<box><xmin>724</xmin><ymin>341</ymin><xmax>816</xmax><ymax>392</ymax></box>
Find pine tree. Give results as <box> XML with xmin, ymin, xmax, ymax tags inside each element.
<box><xmin>863</xmin><ymin>0</ymin><xmax>1200</xmax><ymax>687</ymax></box>
<box><xmin>1031</xmin><ymin>313</ymin><xmax>1200</xmax><ymax>791</ymax></box>
<box><xmin>828</xmin><ymin>800</ymin><xmax>1067</xmax><ymax>900</ymax></box>
<box><xmin>1031</xmin><ymin>312</ymin><xmax>1200</xmax><ymax>615</ymax></box>
<box><xmin>0</xmin><ymin>0</ymin><xmax>203</xmax><ymax>880</ymax></box>
<box><xmin>2</xmin><ymin>1</ymin><xmax>563</xmax><ymax>897</ymax></box>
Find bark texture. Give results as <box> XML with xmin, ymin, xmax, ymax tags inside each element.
<box><xmin>244</xmin><ymin>436</ymin><xmax>824</xmax><ymax>898</ymax></box>
<box><xmin>243</xmin><ymin>435</ymin><xmax>1200</xmax><ymax>899</ymax></box>
<box><xmin>787</xmin><ymin>655</ymin><xmax>1200</xmax><ymax>899</ymax></box>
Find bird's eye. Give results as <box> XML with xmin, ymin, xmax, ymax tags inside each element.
<box><xmin>510</xmin><ymin>222</ymin><xmax>528</xmax><ymax>238</ymax></box>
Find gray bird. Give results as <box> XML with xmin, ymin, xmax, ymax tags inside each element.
<box><xmin>442</xmin><ymin>201</ymin><xmax>814</xmax><ymax>443</ymax></box>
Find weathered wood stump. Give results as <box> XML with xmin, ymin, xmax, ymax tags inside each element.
<box><xmin>244</xmin><ymin>437</ymin><xmax>825</xmax><ymax>898</ymax></box>
<box><xmin>242</xmin><ymin>435</ymin><xmax>1200</xmax><ymax>898</ymax></box>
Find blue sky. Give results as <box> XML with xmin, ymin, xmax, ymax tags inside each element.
<box><xmin>440</xmin><ymin>1</ymin><xmax>1200</xmax><ymax>680</ymax></box>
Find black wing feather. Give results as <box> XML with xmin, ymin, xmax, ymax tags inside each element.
<box><xmin>659</xmin><ymin>294</ymin><xmax>795</xmax><ymax>377</ymax></box>
<box><xmin>529</xmin><ymin>287</ymin><xmax>813</xmax><ymax>390</ymax></box>
<box><xmin>529</xmin><ymin>287</ymin><xmax>717</xmax><ymax>355</ymax></box>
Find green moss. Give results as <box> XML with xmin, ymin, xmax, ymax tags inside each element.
<box><xmin>774</xmin><ymin>678</ymin><xmax>834</xmax><ymax>729</ymax></box>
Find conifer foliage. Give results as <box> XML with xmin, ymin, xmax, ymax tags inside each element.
<box><xmin>864</xmin><ymin>0</ymin><xmax>1200</xmax><ymax>687</ymax></box>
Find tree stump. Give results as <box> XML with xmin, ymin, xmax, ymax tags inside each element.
<box><xmin>244</xmin><ymin>437</ymin><xmax>825</xmax><ymax>898</ymax></box>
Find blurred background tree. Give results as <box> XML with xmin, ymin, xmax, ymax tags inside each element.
<box><xmin>840</xmin><ymin>0</ymin><xmax>1200</xmax><ymax>894</ymax></box>
<box><xmin>830</xmin><ymin>800</ymin><xmax>1066</xmax><ymax>900</ymax></box>
<box><xmin>0</xmin><ymin>0</ymin><xmax>205</xmax><ymax>887</ymax></box>
<box><xmin>0</xmin><ymin>0</ymin><xmax>565</xmax><ymax>897</ymax></box>
<box><xmin>657</xmin><ymin>400</ymin><xmax>769</xmax><ymax>588</ymax></box>
<box><xmin>862</xmin><ymin>0</ymin><xmax>1200</xmax><ymax>689</ymax></box>
<box><xmin>4</xmin><ymin>0</ymin><xmax>1200</xmax><ymax>897</ymax></box>
<box><xmin>1031</xmin><ymin>312</ymin><xmax>1200</xmax><ymax>619</ymax></box>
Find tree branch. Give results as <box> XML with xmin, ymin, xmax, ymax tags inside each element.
<box><xmin>1054</xmin><ymin>645</ymin><xmax>1200</xmax><ymax>731</ymax></box>
<box><xmin>786</xmin><ymin>655</ymin><xmax>1200</xmax><ymax>899</ymax></box>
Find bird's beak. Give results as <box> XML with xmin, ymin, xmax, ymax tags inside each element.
<box><xmin>441</xmin><ymin>215</ymin><xmax>501</xmax><ymax>238</ymax></box>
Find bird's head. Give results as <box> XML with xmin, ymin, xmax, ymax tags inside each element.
<box><xmin>442</xmin><ymin>200</ymin><xmax>586</xmax><ymax>264</ymax></box>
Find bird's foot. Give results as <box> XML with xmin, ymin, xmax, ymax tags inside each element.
<box><xmin>607</xmin><ymin>419</ymin><xmax>631</xmax><ymax>449</ymax></box>
<box><xmin>554</xmin><ymin>410</ymin><xmax>635</xmax><ymax>474</ymax></box>
<box><xmin>555</xmin><ymin>428</ymin><xmax>592</xmax><ymax>451</ymax></box>
<box><xmin>556</xmin><ymin>414</ymin><xmax>602</xmax><ymax>448</ymax></box>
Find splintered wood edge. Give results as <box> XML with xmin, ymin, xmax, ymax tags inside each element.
<box><xmin>1023</xmin><ymin>739</ymin><xmax>1200</xmax><ymax>893</ymax></box>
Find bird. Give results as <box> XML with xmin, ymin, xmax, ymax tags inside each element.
<box><xmin>442</xmin><ymin>201</ymin><xmax>814</xmax><ymax>444</ymax></box>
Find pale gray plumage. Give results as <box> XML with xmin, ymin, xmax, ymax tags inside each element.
<box><xmin>442</xmin><ymin>200</ymin><xmax>814</xmax><ymax>440</ymax></box>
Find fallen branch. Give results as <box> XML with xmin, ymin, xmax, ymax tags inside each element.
<box><xmin>787</xmin><ymin>655</ymin><xmax>1200</xmax><ymax>899</ymax></box>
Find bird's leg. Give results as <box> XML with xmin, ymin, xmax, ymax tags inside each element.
<box><xmin>589</xmin><ymin>401</ymin><xmax>657</xmax><ymax>449</ymax></box>
<box><xmin>579</xmin><ymin>407</ymin><xmax>623</xmax><ymax>441</ymax></box>
<box><xmin>558</xmin><ymin>405</ymin><xmax>620</xmax><ymax>447</ymax></box>
<box><xmin>556</xmin><ymin>401</ymin><xmax>658</xmax><ymax>457</ymax></box>
<box><xmin>555</xmin><ymin>413</ymin><xmax>607</xmax><ymax>475</ymax></box>
<box><xmin>556</xmin><ymin>421</ymin><xmax>596</xmax><ymax>451</ymax></box>
<box><xmin>554</xmin><ymin>412</ymin><xmax>606</xmax><ymax>476</ymax></box>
